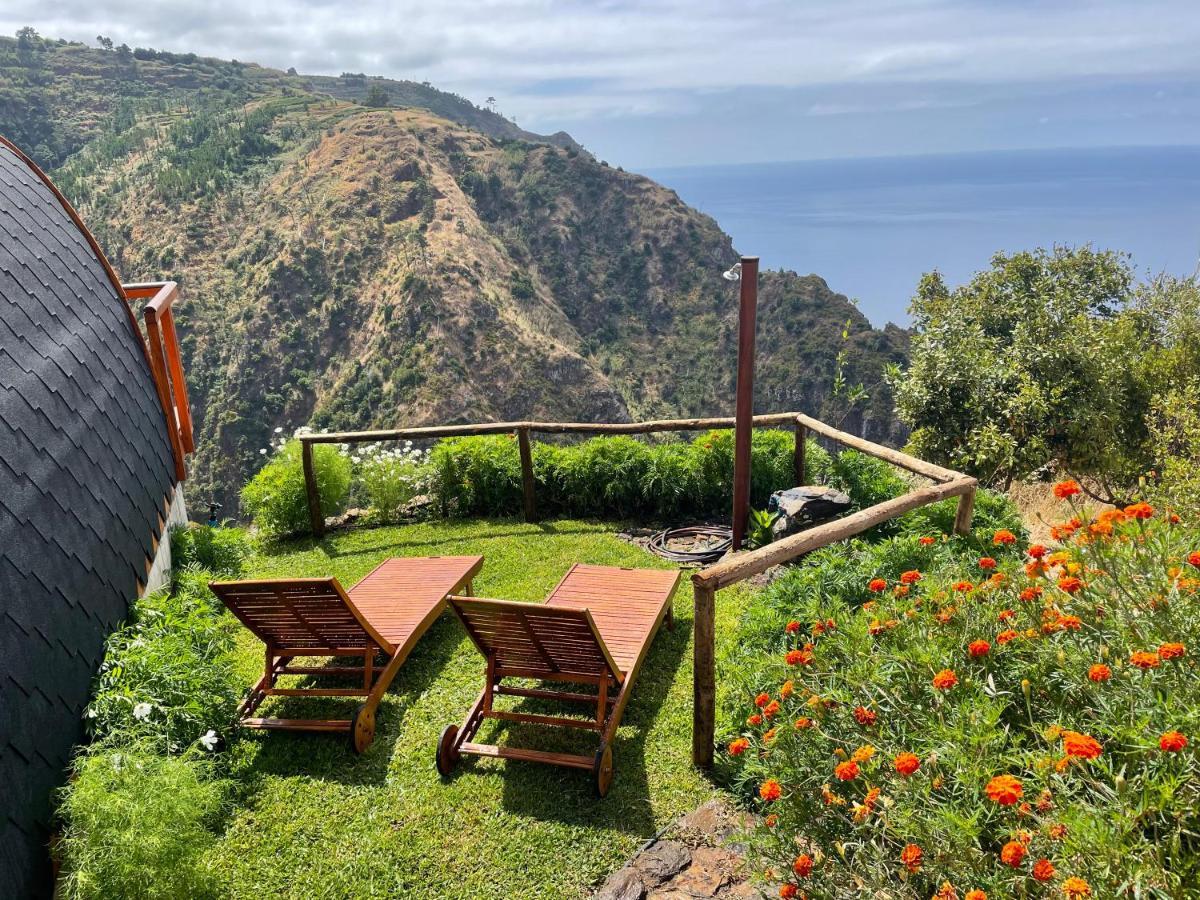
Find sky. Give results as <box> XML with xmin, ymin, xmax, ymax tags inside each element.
<box><xmin>5</xmin><ymin>0</ymin><xmax>1200</xmax><ymax>168</ymax></box>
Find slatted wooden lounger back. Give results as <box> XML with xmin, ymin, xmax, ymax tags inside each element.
<box><xmin>210</xmin><ymin>555</ymin><xmax>483</xmax><ymax>752</ymax></box>
<box><xmin>438</xmin><ymin>563</ymin><xmax>680</xmax><ymax>796</ymax></box>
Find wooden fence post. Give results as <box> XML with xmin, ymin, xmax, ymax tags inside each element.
<box><xmin>954</xmin><ymin>480</ymin><xmax>977</xmax><ymax>536</ymax></box>
<box><xmin>692</xmin><ymin>579</ymin><xmax>716</xmax><ymax>768</ymax></box>
<box><xmin>517</xmin><ymin>427</ymin><xmax>537</xmax><ymax>523</ymax></box>
<box><xmin>794</xmin><ymin>421</ymin><xmax>807</xmax><ymax>485</ymax></box>
<box><xmin>302</xmin><ymin>440</ymin><xmax>325</xmax><ymax>537</ymax></box>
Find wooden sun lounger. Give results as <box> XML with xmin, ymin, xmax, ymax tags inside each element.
<box><xmin>210</xmin><ymin>555</ymin><xmax>483</xmax><ymax>752</ymax></box>
<box><xmin>438</xmin><ymin>563</ymin><xmax>680</xmax><ymax>796</ymax></box>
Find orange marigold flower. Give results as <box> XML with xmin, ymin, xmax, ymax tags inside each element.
<box><xmin>780</xmin><ymin>680</ymin><xmax>795</xmax><ymax>699</ymax></box>
<box><xmin>1062</xmin><ymin>876</ymin><xmax>1091</xmax><ymax>898</ymax></box>
<box><xmin>899</xmin><ymin>843</ymin><xmax>922</xmax><ymax>873</ymax></box>
<box><xmin>763</xmin><ymin>728</ymin><xmax>777</xmax><ymax>743</ymax></box>
<box><xmin>1087</xmin><ymin>664</ymin><xmax>1111</xmax><ymax>682</ymax></box>
<box><xmin>1037</xmin><ymin>789</ymin><xmax>1055</xmax><ymax>813</ymax></box>
<box><xmin>785</xmin><ymin>620</ymin><xmax>802</xmax><ymax>634</ymax></box>
<box><xmin>1160</xmin><ymin>730</ymin><xmax>1188</xmax><ymax>752</ymax></box>
<box><xmin>1188</xmin><ymin>551</ymin><xmax>1200</xmax><ymax>568</ymax></box>
<box><xmin>894</xmin><ymin>585</ymin><xmax>911</xmax><ymax>598</ymax></box>
<box><xmin>931</xmin><ymin>882</ymin><xmax>957</xmax><ymax>900</ymax></box>
<box><xmin>852</xmin><ymin>744</ymin><xmax>876</xmax><ymax>763</ymax></box>
<box><xmin>759</xmin><ymin>779</ymin><xmax>782</xmax><ymax>802</ymax></box>
<box><xmin>794</xmin><ymin>716</ymin><xmax>813</xmax><ymax>730</ymax></box>
<box><xmin>868</xmin><ymin>578</ymin><xmax>887</xmax><ymax>593</ymax></box>
<box><xmin>1027</xmin><ymin>544</ymin><xmax>1048</xmax><ymax>559</ymax></box>
<box><xmin>763</xmin><ymin>700</ymin><xmax>780</xmax><ymax>718</ymax></box>
<box><xmin>1049</xmin><ymin>822</ymin><xmax>1067</xmax><ymax>840</ymax></box>
<box><xmin>919</xmin><ymin>535</ymin><xmax>937</xmax><ymax>546</ymax></box>
<box><xmin>1053</xmin><ymin>480</ymin><xmax>1082</xmax><ymax>499</ymax></box>
<box><xmin>997</xmin><ymin>629</ymin><xmax>1019</xmax><ymax>645</ymax></box>
<box><xmin>968</xmin><ymin>639</ymin><xmax>991</xmax><ymax>658</ymax></box>
<box><xmin>1130</xmin><ymin>650</ymin><xmax>1161</xmax><ymax>670</ymax></box>
<box><xmin>792</xmin><ymin>853</ymin><xmax>814</xmax><ymax>877</ymax></box>
<box><xmin>728</xmin><ymin>737</ymin><xmax>750</xmax><ymax>756</ymax></box>
<box><xmin>1062</xmin><ymin>731</ymin><xmax>1102</xmax><ymax>760</ymax></box>
<box><xmin>998</xmin><ymin>608</ymin><xmax>1016</xmax><ymax>621</ymax></box>
<box><xmin>747</xmin><ymin>713</ymin><xmax>762</xmax><ymax>726</ymax></box>
<box><xmin>834</xmin><ymin>759</ymin><xmax>859</xmax><ymax>781</ymax></box>
<box><xmin>978</xmin><ymin>557</ymin><xmax>997</xmax><ymax>571</ymax></box>
<box><xmin>1019</xmin><ymin>586</ymin><xmax>1043</xmax><ymax>602</ymax></box>
<box><xmin>755</xmin><ymin>692</ymin><xmax>771</xmax><ymax>708</ymax></box>
<box><xmin>953</xmin><ymin>581</ymin><xmax>975</xmax><ymax>593</ymax></box>
<box><xmin>1159</xmin><ymin>642</ymin><xmax>1186</xmax><ymax>660</ymax></box>
<box><xmin>985</xmin><ymin>774</ymin><xmax>1024</xmax><ymax>806</ymax></box>
<box><xmin>1124</xmin><ymin>501</ymin><xmax>1154</xmax><ymax>520</ymax></box>
<box><xmin>932</xmin><ymin>668</ymin><xmax>958</xmax><ymax>690</ymax></box>
<box><xmin>786</xmin><ymin>648</ymin><xmax>813</xmax><ymax>666</ymax></box>
<box><xmin>993</xmin><ymin>529</ymin><xmax>1017</xmax><ymax>545</ymax></box>
<box><xmin>1000</xmin><ymin>840</ymin><xmax>1027</xmax><ymax>868</ymax></box>
<box><xmin>1032</xmin><ymin>858</ymin><xmax>1056</xmax><ymax>882</ymax></box>
<box><xmin>853</xmin><ymin>706</ymin><xmax>877</xmax><ymax>726</ymax></box>
<box><xmin>900</xmin><ymin>569</ymin><xmax>923</xmax><ymax>584</ymax></box>
<box><xmin>765</xmin><ymin>813</ymin><xmax>778</xmax><ymax>827</ymax></box>
<box><xmin>894</xmin><ymin>751</ymin><xmax>920</xmax><ymax>776</ymax></box>
<box><xmin>779</xmin><ymin>885</ymin><xmax>797</xmax><ymax>899</ymax></box>
<box><xmin>1057</xmin><ymin>576</ymin><xmax>1084</xmax><ymax>594</ymax></box>
<box><xmin>964</xmin><ymin>892</ymin><xmax>987</xmax><ymax>900</ymax></box>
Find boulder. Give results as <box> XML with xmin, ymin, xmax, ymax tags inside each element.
<box><xmin>767</xmin><ymin>485</ymin><xmax>851</xmax><ymax>539</ymax></box>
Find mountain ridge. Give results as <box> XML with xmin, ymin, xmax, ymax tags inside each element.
<box><xmin>0</xmin><ymin>31</ymin><xmax>908</xmax><ymax>513</ymax></box>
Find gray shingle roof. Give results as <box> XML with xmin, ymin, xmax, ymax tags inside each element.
<box><xmin>0</xmin><ymin>139</ymin><xmax>177</xmax><ymax>899</ymax></box>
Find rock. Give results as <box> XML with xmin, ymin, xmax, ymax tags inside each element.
<box><xmin>596</xmin><ymin>867</ymin><xmax>646</xmax><ymax>900</ymax></box>
<box><xmin>654</xmin><ymin>847</ymin><xmax>738</xmax><ymax>898</ymax></box>
<box><xmin>767</xmin><ymin>485</ymin><xmax>851</xmax><ymax>539</ymax></box>
<box><xmin>632</xmin><ymin>840</ymin><xmax>691</xmax><ymax>885</ymax></box>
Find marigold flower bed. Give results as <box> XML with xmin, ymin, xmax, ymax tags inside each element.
<box><xmin>724</xmin><ymin>487</ymin><xmax>1200</xmax><ymax>898</ymax></box>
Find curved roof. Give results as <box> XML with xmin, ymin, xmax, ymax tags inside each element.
<box><xmin>0</xmin><ymin>137</ymin><xmax>177</xmax><ymax>898</ymax></box>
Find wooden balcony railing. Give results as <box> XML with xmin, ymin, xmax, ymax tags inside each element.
<box><xmin>299</xmin><ymin>413</ymin><xmax>975</xmax><ymax>769</ymax></box>
<box><xmin>123</xmin><ymin>281</ymin><xmax>193</xmax><ymax>482</ymax></box>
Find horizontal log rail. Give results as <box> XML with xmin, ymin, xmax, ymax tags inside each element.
<box><xmin>295</xmin><ymin>411</ymin><xmax>973</xmax><ymax>772</ymax></box>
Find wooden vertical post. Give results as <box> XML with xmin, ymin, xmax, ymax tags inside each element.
<box><xmin>692</xmin><ymin>579</ymin><xmax>716</xmax><ymax>768</ymax></box>
<box><xmin>954</xmin><ymin>480</ymin><xmax>977</xmax><ymax>536</ymax></box>
<box><xmin>731</xmin><ymin>256</ymin><xmax>760</xmax><ymax>550</ymax></box>
<box><xmin>302</xmin><ymin>439</ymin><xmax>325</xmax><ymax>537</ymax></box>
<box><xmin>794</xmin><ymin>420</ymin><xmax>807</xmax><ymax>486</ymax></box>
<box><xmin>517</xmin><ymin>426</ymin><xmax>537</xmax><ymax>523</ymax></box>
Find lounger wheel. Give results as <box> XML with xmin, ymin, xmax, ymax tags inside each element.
<box><xmin>593</xmin><ymin>745</ymin><xmax>614</xmax><ymax>798</ymax></box>
<box><xmin>436</xmin><ymin>724</ymin><xmax>460</xmax><ymax>776</ymax></box>
<box><xmin>350</xmin><ymin>703</ymin><xmax>376</xmax><ymax>754</ymax></box>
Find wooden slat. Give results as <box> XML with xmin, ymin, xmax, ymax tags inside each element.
<box><xmin>458</xmin><ymin>742</ymin><xmax>595</xmax><ymax>770</ymax></box>
<box><xmin>242</xmin><ymin>718</ymin><xmax>352</xmax><ymax>732</ymax></box>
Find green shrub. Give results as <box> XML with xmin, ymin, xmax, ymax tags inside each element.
<box><xmin>170</xmin><ymin>523</ymin><xmax>249</xmax><ymax>578</ymax></box>
<box><xmin>57</xmin><ymin>747</ymin><xmax>226</xmax><ymax>900</ymax></box>
<box><xmin>85</xmin><ymin>574</ymin><xmax>240</xmax><ymax>752</ymax></box>
<box><xmin>353</xmin><ymin>442</ymin><xmax>432</xmax><ymax>523</ymax></box>
<box><xmin>430</xmin><ymin>434</ymin><xmax>523</xmax><ymax>515</ymax></box>
<box><xmin>721</xmin><ymin>487</ymin><xmax>1200</xmax><ymax>897</ymax></box>
<box><xmin>240</xmin><ymin>438</ymin><xmax>351</xmax><ymax>536</ymax></box>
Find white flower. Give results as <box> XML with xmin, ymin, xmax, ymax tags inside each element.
<box><xmin>274</xmin><ymin>426</ymin><xmax>284</xmax><ymax>433</ymax></box>
<box><xmin>132</xmin><ymin>702</ymin><xmax>153</xmax><ymax>721</ymax></box>
<box><xmin>199</xmin><ymin>730</ymin><xmax>219</xmax><ymax>751</ymax></box>
<box><xmin>260</xmin><ymin>448</ymin><xmax>268</xmax><ymax>455</ymax></box>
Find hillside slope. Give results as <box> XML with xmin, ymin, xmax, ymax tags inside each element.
<box><xmin>2</xmin><ymin>32</ymin><xmax>908</xmax><ymax>512</ymax></box>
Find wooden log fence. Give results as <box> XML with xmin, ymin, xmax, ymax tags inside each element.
<box><xmin>297</xmin><ymin>412</ymin><xmax>975</xmax><ymax>770</ymax></box>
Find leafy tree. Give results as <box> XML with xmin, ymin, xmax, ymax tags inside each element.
<box><xmin>364</xmin><ymin>84</ymin><xmax>389</xmax><ymax>107</ymax></box>
<box><xmin>96</xmin><ymin>35</ymin><xmax>113</xmax><ymax>51</ymax></box>
<box><xmin>891</xmin><ymin>247</ymin><xmax>1152</xmax><ymax>500</ymax></box>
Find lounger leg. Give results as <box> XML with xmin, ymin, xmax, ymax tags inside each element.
<box><xmin>437</xmin><ymin>685</ymin><xmax>487</xmax><ymax>776</ymax></box>
<box><xmin>350</xmin><ymin>651</ymin><xmax>405</xmax><ymax>754</ymax></box>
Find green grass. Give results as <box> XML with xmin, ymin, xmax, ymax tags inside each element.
<box><xmin>208</xmin><ymin>518</ymin><xmax>751</xmax><ymax>899</ymax></box>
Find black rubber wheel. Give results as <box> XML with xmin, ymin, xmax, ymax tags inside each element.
<box><xmin>436</xmin><ymin>724</ymin><xmax>460</xmax><ymax>776</ymax></box>
<box><xmin>592</xmin><ymin>744</ymin><xmax>614</xmax><ymax>798</ymax></box>
<box><xmin>350</xmin><ymin>702</ymin><xmax>375</xmax><ymax>754</ymax></box>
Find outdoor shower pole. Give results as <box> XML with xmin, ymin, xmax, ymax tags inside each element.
<box><xmin>731</xmin><ymin>256</ymin><xmax>759</xmax><ymax>551</ymax></box>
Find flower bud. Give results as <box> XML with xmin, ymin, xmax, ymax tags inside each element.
<box><xmin>1021</xmin><ymin>679</ymin><xmax>1031</xmax><ymax>701</ymax></box>
<box><xmin>1115</xmin><ymin>773</ymin><xmax>1127</xmax><ymax>795</ymax></box>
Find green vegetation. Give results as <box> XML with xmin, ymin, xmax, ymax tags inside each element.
<box><xmin>722</xmin><ymin>488</ymin><xmax>1200</xmax><ymax>897</ymax></box>
<box><xmin>240</xmin><ymin>438</ymin><xmax>351</xmax><ymax>537</ymax></box>
<box><xmin>893</xmin><ymin>248</ymin><xmax>1200</xmax><ymax>503</ymax></box>
<box><xmin>57</xmin><ymin>519</ymin><xmax>751</xmax><ymax>898</ymax></box>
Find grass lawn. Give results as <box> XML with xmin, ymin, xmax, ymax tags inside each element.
<box><xmin>208</xmin><ymin>518</ymin><xmax>753</xmax><ymax>899</ymax></box>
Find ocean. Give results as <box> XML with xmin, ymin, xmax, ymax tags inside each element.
<box><xmin>645</xmin><ymin>145</ymin><xmax>1200</xmax><ymax>327</ymax></box>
